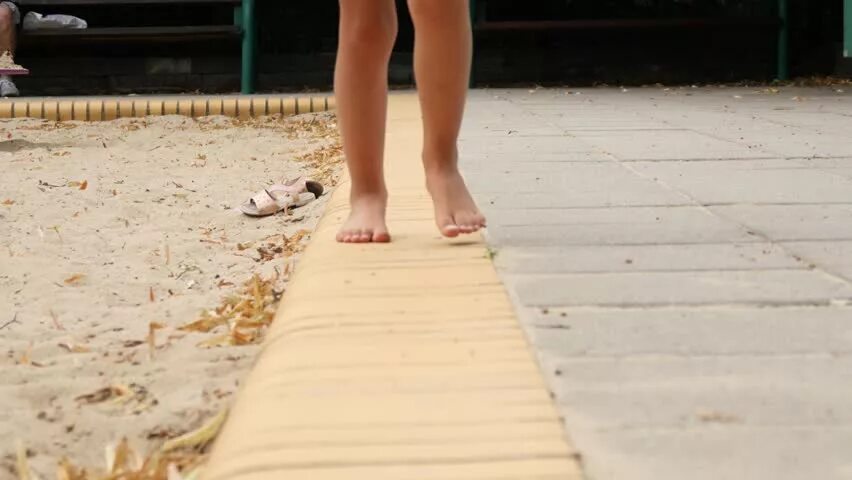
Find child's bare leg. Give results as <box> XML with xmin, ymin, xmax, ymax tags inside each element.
<box><xmin>335</xmin><ymin>0</ymin><xmax>396</xmax><ymax>243</ymax></box>
<box><xmin>408</xmin><ymin>0</ymin><xmax>485</xmax><ymax>238</ymax></box>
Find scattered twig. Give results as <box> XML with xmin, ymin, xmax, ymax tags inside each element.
<box><xmin>0</xmin><ymin>312</ymin><xmax>19</xmax><ymax>330</ymax></box>
<box><xmin>169</xmin><ymin>181</ymin><xmax>196</xmax><ymax>192</ymax></box>
<box><xmin>51</xmin><ymin>225</ymin><xmax>64</xmax><ymax>243</ymax></box>
<box><xmin>38</xmin><ymin>180</ymin><xmax>63</xmax><ymax>188</ymax></box>
<box><xmin>49</xmin><ymin>309</ymin><xmax>64</xmax><ymax>330</ymax></box>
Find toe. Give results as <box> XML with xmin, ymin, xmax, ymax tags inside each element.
<box><xmin>440</xmin><ymin>220</ymin><xmax>461</xmax><ymax>238</ymax></box>
<box><xmin>358</xmin><ymin>230</ymin><xmax>373</xmax><ymax>243</ymax></box>
<box><xmin>373</xmin><ymin>230</ymin><xmax>391</xmax><ymax>243</ymax></box>
<box><xmin>476</xmin><ymin>213</ymin><xmax>487</xmax><ymax>228</ymax></box>
<box><xmin>456</xmin><ymin>212</ymin><xmax>481</xmax><ymax>234</ymax></box>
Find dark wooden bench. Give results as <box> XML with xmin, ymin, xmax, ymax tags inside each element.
<box><xmin>469</xmin><ymin>0</ymin><xmax>790</xmax><ymax>82</ymax></box>
<box><xmin>17</xmin><ymin>0</ymin><xmax>257</xmax><ymax>93</ymax></box>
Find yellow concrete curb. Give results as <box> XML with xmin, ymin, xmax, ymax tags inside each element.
<box><xmin>202</xmin><ymin>94</ymin><xmax>582</xmax><ymax>480</ymax></box>
<box><xmin>0</xmin><ymin>95</ymin><xmax>335</xmax><ymax>121</ymax></box>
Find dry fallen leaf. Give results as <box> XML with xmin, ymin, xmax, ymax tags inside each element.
<box><xmin>75</xmin><ymin>383</ymin><xmax>155</xmax><ymax>414</ymax></box>
<box><xmin>148</xmin><ymin>322</ymin><xmax>166</xmax><ymax>359</ymax></box>
<box><xmin>107</xmin><ymin>438</ymin><xmax>135</xmax><ymax>475</ymax></box>
<box><xmin>59</xmin><ymin>341</ymin><xmax>91</xmax><ymax>354</ymax></box>
<box><xmin>64</xmin><ymin>274</ymin><xmax>85</xmax><ymax>286</ymax></box>
<box><xmin>56</xmin><ymin>456</ymin><xmax>86</xmax><ymax>480</ymax></box>
<box><xmin>162</xmin><ymin>409</ymin><xmax>227</xmax><ymax>453</ymax></box>
<box><xmin>696</xmin><ymin>409</ymin><xmax>741</xmax><ymax>424</ymax></box>
<box><xmin>16</xmin><ymin>440</ymin><xmax>32</xmax><ymax>480</ymax></box>
<box><xmin>18</xmin><ymin>343</ymin><xmax>32</xmax><ymax>366</ymax></box>
<box><xmin>75</xmin><ymin>385</ymin><xmax>130</xmax><ymax>405</ymax></box>
<box><xmin>181</xmin><ymin>275</ymin><xmax>277</xmax><ymax>347</ymax></box>
<box><xmin>2</xmin><ymin>198</ymin><xmax>14</xmax><ymax>205</ymax></box>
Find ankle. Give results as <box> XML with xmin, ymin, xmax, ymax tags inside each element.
<box><xmin>349</xmin><ymin>186</ymin><xmax>387</xmax><ymax>204</ymax></box>
<box><xmin>424</xmin><ymin>163</ymin><xmax>461</xmax><ymax>180</ymax></box>
<box><xmin>422</xmin><ymin>143</ymin><xmax>459</xmax><ymax>174</ymax></box>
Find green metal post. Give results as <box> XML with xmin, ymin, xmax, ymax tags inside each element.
<box><xmin>469</xmin><ymin>0</ymin><xmax>477</xmax><ymax>88</ymax></box>
<box><xmin>777</xmin><ymin>0</ymin><xmax>789</xmax><ymax>80</ymax></box>
<box><xmin>845</xmin><ymin>0</ymin><xmax>852</xmax><ymax>58</ymax></box>
<box><xmin>241</xmin><ymin>0</ymin><xmax>257</xmax><ymax>94</ymax></box>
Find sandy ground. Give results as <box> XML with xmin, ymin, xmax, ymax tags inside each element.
<box><xmin>0</xmin><ymin>112</ymin><xmax>342</xmax><ymax>477</ymax></box>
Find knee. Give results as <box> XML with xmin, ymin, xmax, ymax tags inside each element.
<box><xmin>339</xmin><ymin>11</ymin><xmax>397</xmax><ymax>54</ymax></box>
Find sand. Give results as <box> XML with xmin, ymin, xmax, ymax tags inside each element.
<box><xmin>0</xmin><ymin>112</ymin><xmax>342</xmax><ymax>477</ymax></box>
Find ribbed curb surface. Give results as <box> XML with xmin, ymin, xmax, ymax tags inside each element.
<box><xmin>0</xmin><ymin>95</ymin><xmax>335</xmax><ymax>121</ymax></box>
<box><xmin>202</xmin><ymin>94</ymin><xmax>582</xmax><ymax>480</ymax></box>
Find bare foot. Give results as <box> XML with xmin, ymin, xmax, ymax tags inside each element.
<box><xmin>337</xmin><ymin>192</ymin><xmax>391</xmax><ymax>243</ymax></box>
<box><xmin>426</xmin><ymin>168</ymin><xmax>486</xmax><ymax>238</ymax></box>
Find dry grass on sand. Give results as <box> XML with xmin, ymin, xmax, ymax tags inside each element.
<box><xmin>0</xmin><ymin>111</ymin><xmax>343</xmax><ymax>479</ymax></box>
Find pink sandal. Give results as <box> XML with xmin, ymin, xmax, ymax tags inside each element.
<box><xmin>240</xmin><ymin>177</ymin><xmax>324</xmax><ymax>217</ymax></box>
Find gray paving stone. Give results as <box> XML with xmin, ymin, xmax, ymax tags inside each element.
<box><xmin>711</xmin><ymin>204</ymin><xmax>852</xmax><ymax>241</ymax></box>
<box><xmin>464</xmin><ymin>163</ymin><xmax>676</xmax><ymax>194</ymax></box>
<box><xmin>458</xmin><ymin>135</ymin><xmax>597</xmax><ymax>155</ymax></box>
<box><xmin>459</xmin><ymin>118</ymin><xmax>565</xmax><ymax>137</ymax></box>
<box><xmin>792</xmin><ymin>158</ymin><xmax>852</xmax><ymax>180</ymax></box>
<box><xmin>629</xmin><ymin>159</ymin><xmax>852</xmax><ymax>204</ymax></box>
<box><xmin>507</xmin><ymin>270</ymin><xmax>852</xmax><ymax>307</ymax></box>
<box><xmin>569</xmin><ymin>129</ymin><xmax>772</xmax><ymax>161</ymax></box>
<box><xmin>525</xmin><ymin>307</ymin><xmax>852</xmax><ymax>356</ymax></box>
<box><xmin>468</xmin><ymin>169</ymin><xmax>694</xmax><ymax>208</ymax></box>
<box><xmin>782</xmin><ymin>241</ymin><xmax>852</xmax><ymax>281</ymax></box>
<box><xmin>569</xmin><ymin>426</ymin><xmax>852</xmax><ymax>480</ymax></box>
<box><xmin>552</xmin><ymin>369</ymin><xmax>852</xmax><ymax>432</ymax></box>
<box><xmin>493</xmin><ymin>243</ymin><xmax>801</xmax><ymax>273</ymax></box>
<box><xmin>482</xmin><ymin>207</ymin><xmax>753</xmax><ymax>246</ymax></box>
<box><xmin>542</xmin><ymin>356</ymin><xmax>852</xmax><ymax>423</ymax></box>
<box><xmin>477</xmin><ymin>187</ymin><xmax>691</xmax><ymax>209</ymax></box>
<box><xmin>461</xmin><ymin>152</ymin><xmax>612</xmax><ymax>166</ymax></box>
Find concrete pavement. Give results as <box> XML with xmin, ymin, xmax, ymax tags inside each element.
<box><xmin>461</xmin><ymin>86</ymin><xmax>852</xmax><ymax>480</ymax></box>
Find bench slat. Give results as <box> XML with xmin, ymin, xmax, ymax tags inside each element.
<box><xmin>17</xmin><ymin>0</ymin><xmax>239</xmax><ymax>5</ymax></box>
<box><xmin>21</xmin><ymin>25</ymin><xmax>240</xmax><ymax>40</ymax></box>
<box><xmin>475</xmin><ymin>17</ymin><xmax>781</xmax><ymax>32</ymax></box>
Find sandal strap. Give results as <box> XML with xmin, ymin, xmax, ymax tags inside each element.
<box><xmin>249</xmin><ymin>189</ymin><xmax>280</xmax><ymax>215</ymax></box>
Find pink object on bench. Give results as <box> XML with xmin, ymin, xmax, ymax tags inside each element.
<box><xmin>0</xmin><ymin>68</ymin><xmax>29</xmax><ymax>76</ymax></box>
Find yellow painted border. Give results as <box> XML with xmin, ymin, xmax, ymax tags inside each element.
<box><xmin>202</xmin><ymin>95</ymin><xmax>582</xmax><ymax>480</ymax></box>
<box><xmin>0</xmin><ymin>95</ymin><xmax>335</xmax><ymax>121</ymax></box>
